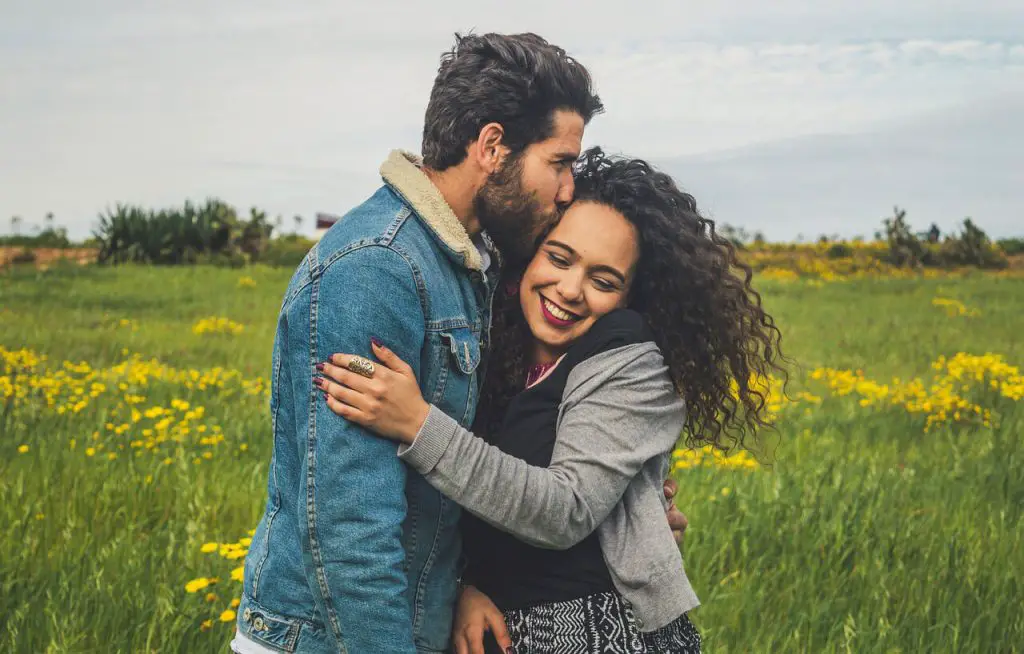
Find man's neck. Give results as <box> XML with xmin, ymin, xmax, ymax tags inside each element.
<box><xmin>424</xmin><ymin>166</ymin><xmax>481</xmax><ymax>238</ymax></box>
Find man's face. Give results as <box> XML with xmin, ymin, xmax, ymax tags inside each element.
<box><xmin>474</xmin><ymin>110</ymin><xmax>584</xmax><ymax>266</ymax></box>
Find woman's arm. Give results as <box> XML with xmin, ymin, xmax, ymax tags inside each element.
<box><xmin>398</xmin><ymin>343</ymin><xmax>684</xmax><ymax>550</ymax></box>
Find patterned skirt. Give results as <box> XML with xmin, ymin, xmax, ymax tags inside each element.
<box><xmin>496</xmin><ymin>591</ymin><xmax>701</xmax><ymax>653</ymax></box>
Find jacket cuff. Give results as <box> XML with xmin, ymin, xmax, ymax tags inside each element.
<box><xmin>397</xmin><ymin>404</ymin><xmax>458</xmax><ymax>473</ymax></box>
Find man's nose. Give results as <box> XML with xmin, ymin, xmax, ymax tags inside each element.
<box><xmin>555</xmin><ymin>176</ymin><xmax>575</xmax><ymax>208</ymax></box>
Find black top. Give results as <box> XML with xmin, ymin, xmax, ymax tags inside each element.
<box><xmin>461</xmin><ymin>308</ymin><xmax>656</xmax><ymax>611</ymax></box>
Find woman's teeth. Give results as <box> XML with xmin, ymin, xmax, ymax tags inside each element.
<box><xmin>543</xmin><ymin>297</ymin><xmax>576</xmax><ymax>321</ymax></box>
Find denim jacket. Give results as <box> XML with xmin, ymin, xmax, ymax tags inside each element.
<box><xmin>235</xmin><ymin>150</ymin><xmax>498</xmax><ymax>653</ymax></box>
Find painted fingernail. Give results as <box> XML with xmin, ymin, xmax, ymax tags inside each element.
<box><xmin>371</xmin><ymin>337</ymin><xmax>383</xmax><ymax>348</ymax></box>
<box><xmin>506</xmin><ymin>648</ymin><xmax>515</xmax><ymax>654</ymax></box>
<box><xmin>313</xmin><ymin>376</ymin><xmax>322</xmax><ymax>388</ymax></box>
<box><xmin>323</xmin><ymin>392</ymin><xmax>329</xmax><ymax>401</ymax></box>
<box><xmin>315</xmin><ymin>362</ymin><xmax>325</xmax><ymax>372</ymax></box>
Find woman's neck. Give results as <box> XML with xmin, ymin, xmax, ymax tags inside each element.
<box><xmin>530</xmin><ymin>341</ymin><xmax>563</xmax><ymax>367</ymax></box>
<box><xmin>525</xmin><ymin>342</ymin><xmax>566</xmax><ymax>388</ymax></box>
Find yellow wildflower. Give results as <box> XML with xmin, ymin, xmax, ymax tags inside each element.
<box><xmin>185</xmin><ymin>577</ymin><xmax>212</xmax><ymax>593</ymax></box>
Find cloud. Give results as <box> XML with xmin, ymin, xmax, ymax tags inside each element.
<box><xmin>1</xmin><ymin>0</ymin><xmax>1022</xmax><ymax>238</ymax></box>
<box><xmin>656</xmin><ymin>94</ymin><xmax>1024</xmax><ymax>239</ymax></box>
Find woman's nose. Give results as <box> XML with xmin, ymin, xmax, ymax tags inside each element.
<box><xmin>556</xmin><ymin>271</ymin><xmax>584</xmax><ymax>303</ymax></box>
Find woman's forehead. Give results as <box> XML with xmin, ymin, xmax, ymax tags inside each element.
<box><xmin>546</xmin><ymin>203</ymin><xmax>638</xmax><ymax>265</ymax></box>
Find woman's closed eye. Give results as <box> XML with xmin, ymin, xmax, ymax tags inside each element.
<box><xmin>547</xmin><ymin>251</ymin><xmax>571</xmax><ymax>267</ymax></box>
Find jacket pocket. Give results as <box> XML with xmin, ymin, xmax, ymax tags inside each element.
<box><xmin>441</xmin><ymin>327</ymin><xmax>481</xmax><ymax>375</ymax></box>
<box><xmin>436</xmin><ymin>327</ymin><xmax>481</xmax><ymax>426</ymax></box>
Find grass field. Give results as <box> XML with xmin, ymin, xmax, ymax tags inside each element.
<box><xmin>2</xmin><ymin>263</ymin><xmax>1022</xmax><ymax>653</ymax></box>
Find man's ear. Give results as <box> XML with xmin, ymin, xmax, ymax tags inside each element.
<box><xmin>469</xmin><ymin>122</ymin><xmax>508</xmax><ymax>174</ymax></box>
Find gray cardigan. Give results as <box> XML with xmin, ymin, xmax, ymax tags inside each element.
<box><xmin>398</xmin><ymin>342</ymin><xmax>700</xmax><ymax>632</ymax></box>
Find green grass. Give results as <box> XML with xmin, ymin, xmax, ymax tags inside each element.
<box><xmin>1</xmin><ymin>264</ymin><xmax>1022</xmax><ymax>653</ymax></box>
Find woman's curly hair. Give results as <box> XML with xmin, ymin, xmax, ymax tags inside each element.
<box><xmin>475</xmin><ymin>147</ymin><xmax>789</xmax><ymax>453</ymax></box>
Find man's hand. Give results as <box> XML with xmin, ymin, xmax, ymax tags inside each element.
<box><xmin>663</xmin><ymin>478</ymin><xmax>689</xmax><ymax>545</ymax></box>
<box><xmin>453</xmin><ymin>585</ymin><xmax>512</xmax><ymax>654</ymax></box>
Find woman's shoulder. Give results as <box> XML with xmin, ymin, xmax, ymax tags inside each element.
<box><xmin>566</xmin><ymin>309</ymin><xmax>656</xmax><ymax>365</ymax></box>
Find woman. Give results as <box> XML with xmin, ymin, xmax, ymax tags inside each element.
<box><xmin>315</xmin><ymin>148</ymin><xmax>786</xmax><ymax>653</ymax></box>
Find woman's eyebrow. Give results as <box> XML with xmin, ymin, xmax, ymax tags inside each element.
<box><xmin>591</xmin><ymin>264</ymin><xmax>627</xmax><ymax>284</ymax></box>
<box><xmin>546</xmin><ymin>239</ymin><xmax>576</xmax><ymax>255</ymax></box>
<box><xmin>547</xmin><ymin>240</ymin><xmax>627</xmax><ymax>283</ymax></box>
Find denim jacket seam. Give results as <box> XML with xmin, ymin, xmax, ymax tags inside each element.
<box><xmin>379</xmin><ymin>204</ymin><xmax>412</xmax><ymax>245</ymax></box>
<box><xmin>403</xmin><ymin>494</ymin><xmax>419</xmax><ymax>574</ymax></box>
<box><xmin>281</xmin><ymin>253</ymin><xmax>314</xmax><ymax>309</ymax></box>
<box><xmin>383</xmin><ymin>241</ymin><xmax>431</xmax><ymax>321</ymax></box>
<box><xmin>314</xmin><ymin>240</ymin><xmax>430</xmax><ymax>325</ymax></box>
<box><xmin>425</xmin><ymin>317</ymin><xmax>474</xmax><ymax>331</ymax></box>
<box><xmin>410</xmin><ymin>492</ymin><xmax>450</xmax><ymax>636</ymax></box>
<box><xmin>251</xmin><ymin>454</ymin><xmax>280</xmax><ymax>598</ymax></box>
<box><xmin>255</xmin><ymin>324</ymin><xmax>287</xmax><ymax>596</ymax></box>
<box><xmin>303</xmin><ymin>272</ymin><xmax>349</xmax><ymax>651</ymax></box>
<box><xmin>430</xmin><ymin>357</ymin><xmax>449</xmax><ymax>405</ymax></box>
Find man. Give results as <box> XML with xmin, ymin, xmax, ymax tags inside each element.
<box><xmin>233</xmin><ymin>32</ymin><xmax>686</xmax><ymax>654</ymax></box>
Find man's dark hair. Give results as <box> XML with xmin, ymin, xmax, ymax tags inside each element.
<box><xmin>421</xmin><ymin>32</ymin><xmax>604</xmax><ymax>170</ymax></box>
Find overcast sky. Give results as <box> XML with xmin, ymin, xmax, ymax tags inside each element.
<box><xmin>2</xmin><ymin>1</ymin><xmax>1022</xmax><ymax>240</ymax></box>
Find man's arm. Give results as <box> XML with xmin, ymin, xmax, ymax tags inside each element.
<box><xmin>300</xmin><ymin>245</ymin><xmax>424</xmax><ymax>653</ymax></box>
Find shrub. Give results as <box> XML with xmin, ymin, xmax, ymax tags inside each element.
<box><xmin>261</xmin><ymin>235</ymin><xmax>315</xmax><ymax>268</ymax></box>
<box><xmin>826</xmin><ymin>243</ymin><xmax>853</xmax><ymax>259</ymax></box>
<box><xmin>0</xmin><ymin>228</ymin><xmax>72</xmax><ymax>249</ymax></box>
<box><xmin>938</xmin><ymin>219</ymin><xmax>1008</xmax><ymax>269</ymax></box>
<box><xmin>93</xmin><ymin>199</ymin><xmax>275</xmax><ymax>265</ymax></box>
<box><xmin>882</xmin><ymin>206</ymin><xmax>927</xmax><ymax>268</ymax></box>
<box><xmin>997</xmin><ymin>238</ymin><xmax>1024</xmax><ymax>256</ymax></box>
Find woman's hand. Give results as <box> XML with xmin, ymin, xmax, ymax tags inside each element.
<box><xmin>453</xmin><ymin>585</ymin><xmax>513</xmax><ymax>654</ymax></box>
<box><xmin>315</xmin><ymin>340</ymin><xmax>429</xmax><ymax>445</ymax></box>
<box><xmin>663</xmin><ymin>478</ymin><xmax>689</xmax><ymax>545</ymax></box>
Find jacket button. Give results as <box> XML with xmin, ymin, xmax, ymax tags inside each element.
<box><xmin>242</xmin><ymin>608</ymin><xmax>251</xmax><ymax>622</ymax></box>
<box><xmin>253</xmin><ymin>616</ymin><xmax>266</xmax><ymax>631</ymax></box>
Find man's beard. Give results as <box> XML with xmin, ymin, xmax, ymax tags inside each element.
<box><xmin>473</xmin><ymin>155</ymin><xmax>560</xmax><ymax>268</ymax></box>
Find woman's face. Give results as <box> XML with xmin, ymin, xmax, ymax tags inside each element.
<box><xmin>519</xmin><ymin>200</ymin><xmax>640</xmax><ymax>363</ymax></box>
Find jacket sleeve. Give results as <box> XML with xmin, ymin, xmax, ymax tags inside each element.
<box><xmin>397</xmin><ymin>346</ymin><xmax>684</xmax><ymax>550</ymax></box>
<box><xmin>298</xmin><ymin>245</ymin><xmax>423</xmax><ymax>653</ymax></box>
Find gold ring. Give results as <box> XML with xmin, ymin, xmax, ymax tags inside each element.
<box><xmin>347</xmin><ymin>356</ymin><xmax>375</xmax><ymax>378</ymax></box>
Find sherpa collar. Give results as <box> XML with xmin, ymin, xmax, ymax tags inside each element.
<box><xmin>379</xmin><ymin>149</ymin><xmax>484</xmax><ymax>272</ymax></box>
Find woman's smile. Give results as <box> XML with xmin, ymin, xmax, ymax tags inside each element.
<box><xmin>539</xmin><ymin>294</ymin><xmax>582</xmax><ymax>327</ymax></box>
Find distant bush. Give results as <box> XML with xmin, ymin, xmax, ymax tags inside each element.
<box><xmin>93</xmin><ymin>200</ymin><xmax>275</xmax><ymax>265</ymax></box>
<box><xmin>261</xmin><ymin>235</ymin><xmax>315</xmax><ymax>268</ymax></box>
<box><xmin>0</xmin><ymin>228</ymin><xmax>72</xmax><ymax>249</ymax></box>
<box><xmin>997</xmin><ymin>238</ymin><xmax>1024</xmax><ymax>256</ymax></box>
<box><xmin>826</xmin><ymin>243</ymin><xmax>853</xmax><ymax>259</ymax></box>
<box><xmin>877</xmin><ymin>209</ymin><xmax>1008</xmax><ymax>270</ymax></box>
<box><xmin>882</xmin><ymin>206</ymin><xmax>927</xmax><ymax>268</ymax></box>
<box><xmin>937</xmin><ymin>219</ymin><xmax>1007</xmax><ymax>269</ymax></box>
